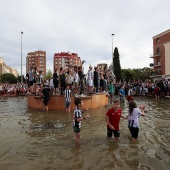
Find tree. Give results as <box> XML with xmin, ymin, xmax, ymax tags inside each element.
<box><xmin>113</xmin><ymin>47</ymin><xmax>122</xmax><ymax>82</ymax></box>
<box><xmin>121</xmin><ymin>69</ymin><xmax>134</xmax><ymax>82</ymax></box>
<box><xmin>0</xmin><ymin>73</ymin><xmax>17</xmax><ymax>84</ymax></box>
<box><xmin>121</xmin><ymin>67</ymin><xmax>152</xmax><ymax>82</ymax></box>
<box><xmin>44</xmin><ymin>69</ymin><xmax>52</xmax><ymax>80</ymax></box>
<box><xmin>17</xmin><ymin>76</ymin><xmax>26</xmax><ymax>83</ymax></box>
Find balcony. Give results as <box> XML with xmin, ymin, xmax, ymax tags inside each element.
<box><xmin>150</xmin><ymin>70</ymin><xmax>161</xmax><ymax>77</ymax></box>
<box><xmin>153</xmin><ymin>62</ymin><xmax>161</xmax><ymax>67</ymax></box>
<box><xmin>150</xmin><ymin>62</ymin><xmax>161</xmax><ymax>67</ymax></box>
<box><xmin>150</xmin><ymin>52</ymin><xmax>161</xmax><ymax>58</ymax></box>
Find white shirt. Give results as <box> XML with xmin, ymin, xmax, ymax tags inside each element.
<box><xmin>50</xmin><ymin>78</ymin><xmax>54</xmax><ymax>87</ymax></box>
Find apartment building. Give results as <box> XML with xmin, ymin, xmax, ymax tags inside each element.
<box><xmin>150</xmin><ymin>29</ymin><xmax>170</xmax><ymax>80</ymax></box>
<box><xmin>97</xmin><ymin>63</ymin><xmax>108</xmax><ymax>71</ymax></box>
<box><xmin>26</xmin><ymin>50</ymin><xmax>46</xmax><ymax>75</ymax></box>
<box><xmin>0</xmin><ymin>57</ymin><xmax>18</xmax><ymax>77</ymax></box>
<box><xmin>97</xmin><ymin>63</ymin><xmax>116</xmax><ymax>82</ymax></box>
<box><xmin>53</xmin><ymin>52</ymin><xmax>81</xmax><ymax>71</ymax></box>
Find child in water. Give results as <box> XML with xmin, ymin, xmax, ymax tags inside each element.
<box><xmin>73</xmin><ymin>98</ymin><xmax>90</xmax><ymax>143</ymax></box>
<box><xmin>105</xmin><ymin>99</ymin><xmax>126</xmax><ymax>140</ymax></box>
<box><xmin>127</xmin><ymin>101</ymin><xmax>145</xmax><ymax>142</ymax></box>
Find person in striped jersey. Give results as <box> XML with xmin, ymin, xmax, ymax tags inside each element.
<box><xmin>64</xmin><ymin>84</ymin><xmax>72</xmax><ymax>114</ymax></box>
<box><xmin>73</xmin><ymin>99</ymin><xmax>90</xmax><ymax>143</ymax></box>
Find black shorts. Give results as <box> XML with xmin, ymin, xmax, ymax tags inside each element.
<box><xmin>128</xmin><ymin>126</ymin><xmax>139</xmax><ymax>139</ymax></box>
<box><xmin>100</xmin><ymin>79</ymin><xmax>104</xmax><ymax>87</ymax></box>
<box><xmin>29</xmin><ymin>81</ymin><xmax>33</xmax><ymax>86</ymax></box>
<box><xmin>65</xmin><ymin>101</ymin><xmax>71</xmax><ymax>108</ymax></box>
<box><xmin>43</xmin><ymin>98</ymin><xmax>49</xmax><ymax>106</ymax></box>
<box><xmin>107</xmin><ymin>128</ymin><xmax>120</xmax><ymax>138</ymax></box>
<box><xmin>53</xmin><ymin>79</ymin><xmax>58</xmax><ymax>88</ymax></box>
<box><xmin>94</xmin><ymin>80</ymin><xmax>98</xmax><ymax>87</ymax></box>
<box><xmin>73</xmin><ymin>126</ymin><xmax>81</xmax><ymax>133</ymax></box>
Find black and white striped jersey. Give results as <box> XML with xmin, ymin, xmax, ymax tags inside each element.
<box><xmin>73</xmin><ymin>107</ymin><xmax>82</xmax><ymax>128</ymax></box>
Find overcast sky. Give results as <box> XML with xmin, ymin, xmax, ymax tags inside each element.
<box><xmin>0</xmin><ymin>0</ymin><xmax>170</xmax><ymax>76</ymax></box>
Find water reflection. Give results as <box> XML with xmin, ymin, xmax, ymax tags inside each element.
<box><xmin>0</xmin><ymin>96</ymin><xmax>170</xmax><ymax>170</ymax></box>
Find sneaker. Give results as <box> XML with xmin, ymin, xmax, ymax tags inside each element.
<box><xmin>81</xmin><ymin>94</ymin><xmax>84</xmax><ymax>97</ymax></box>
<box><xmin>96</xmin><ymin>92</ymin><xmax>100</xmax><ymax>94</ymax></box>
<box><xmin>75</xmin><ymin>94</ymin><xmax>78</xmax><ymax>97</ymax></box>
<box><xmin>27</xmin><ymin>92</ymin><xmax>31</xmax><ymax>95</ymax></box>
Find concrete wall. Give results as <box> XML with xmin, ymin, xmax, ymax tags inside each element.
<box><xmin>27</xmin><ymin>93</ymin><xmax>109</xmax><ymax>111</ymax></box>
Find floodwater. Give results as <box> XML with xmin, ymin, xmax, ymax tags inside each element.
<box><xmin>0</xmin><ymin>96</ymin><xmax>170</xmax><ymax>170</ymax></box>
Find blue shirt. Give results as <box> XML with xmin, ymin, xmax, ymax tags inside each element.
<box><xmin>119</xmin><ymin>88</ymin><xmax>125</xmax><ymax>96</ymax></box>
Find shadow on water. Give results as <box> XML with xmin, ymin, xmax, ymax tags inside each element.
<box><xmin>0</xmin><ymin>96</ymin><xmax>170</xmax><ymax>170</ymax></box>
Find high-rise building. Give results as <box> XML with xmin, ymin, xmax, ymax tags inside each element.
<box><xmin>150</xmin><ymin>29</ymin><xmax>170</xmax><ymax>80</ymax></box>
<box><xmin>53</xmin><ymin>52</ymin><xmax>81</xmax><ymax>71</ymax></box>
<box><xmin>0</xmin><ymin>57</ymin><xmax>18</xmax><ymax>77</ymax></box>
<box><xmin>26</xmin><ymin>50</ymin><xmax>46</xmax><ymax>75</ymax></box>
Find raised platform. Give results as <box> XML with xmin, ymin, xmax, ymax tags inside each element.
<box><xmin>27</xmin><ymin>93</ymin><xmax>109</xmax><ymax>111</ymax></box>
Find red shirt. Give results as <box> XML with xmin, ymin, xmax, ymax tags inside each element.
<box><xmin>106</xmin><ymin>108</ymin><xmax>122</xmax><ymax>130</ymax></box>
<box><xmin>154</xmin><ymin>87</ymin><xmax>159</xmax><ymax>95</ymax></box>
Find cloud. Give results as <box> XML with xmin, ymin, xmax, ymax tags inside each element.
<box><xmin>0</xmin><ymin>0</ymin><xmax>170</xmax><ymax>76</ymax></box>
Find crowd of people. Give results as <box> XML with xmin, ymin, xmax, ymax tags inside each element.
<box><xmin>1</xmin><ymin>65</ymin><xmax>170</xmax><ymax>101</ymax></box>
<box><xmin>112</xmin><ymin>78</ymin><xmax>170</xmax><ymax>102</ymax></box>
<box><xmin>0</xmin><ymin>83</ymin><xmax>28</xmax><ymax>95</ymax></box>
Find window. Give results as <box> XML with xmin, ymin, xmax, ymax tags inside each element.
<box><xmin>156</xmin><ymin>38</ymin><xmax>159</xmax><ymax>43</ymax></box>
<box><xmin>156</xmin><ymin>48</ymin><xmax>160</xmax><ymax>55</ymax></box>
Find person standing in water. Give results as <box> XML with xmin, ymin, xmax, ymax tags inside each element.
<box><xmin>64</xmin><ymin>84</ymin><xmax>72</xmax><ymax>114</ymax></box>
<box><xmin>41</xmin><ymin>84</ymin><xmax>51</xmax><ymax>111</ymax></box>
<box><xmin>105</xmin><ymin>99</ymin><xmax>126</xmax><ymax>141</ymax></box>
<box><xmin>127</xmin><ymin>101</ymin><xmax>145</xmax><ymax>142</ymax></box>
<box><xmin>73</xmin><ymin>99</ymin><xmax>90</xmax><ymax>143</ymax></box>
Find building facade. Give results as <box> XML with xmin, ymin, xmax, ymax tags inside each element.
<box><xmin>53</xmin><ymin>52</ymin><xmax>81</xmax><ymax>71</ymax></box>
<box><xmin>0</xmin><ymin>57</ymin><xmax>18</xmax><ymax>77</ymax></box>
<box><xmin>97</xmin><ymin>63</ymin><xmax>108</xmax><ymax>71</ymax></box>
<box><xmin>26</xmin><ymin>50</ymin><xmax>46</xmax><ymax>75</ymax></box>
<box><xmin>97</xmin><ymin>63</ymin><xmax>116</xmax><ymax>82</ymax></box>
<box><xmin>150</xmin><ymin>29</ymin><xmax>170</xmax><ymax>80</ymax></box>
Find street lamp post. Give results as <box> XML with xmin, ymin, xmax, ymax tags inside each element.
<box><xmin>21</xmin><ymin>31</ymin><xmax>24</xmax><ymax>83</ymax></box>
<box><xmin>111</xmin><ymin>34</ymin><xmax>114</xmax><ymax>73</ymax></box>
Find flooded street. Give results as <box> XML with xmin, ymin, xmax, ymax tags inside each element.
<box><xmin>0</xmin><ymin>96</ymin><xmax>170</xmax><ymax>170</ymax></box>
